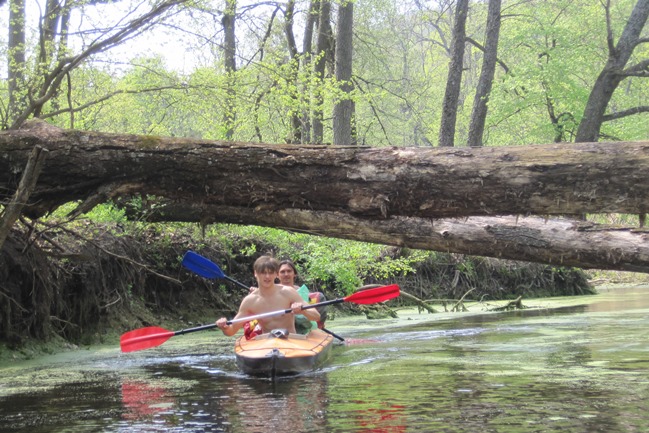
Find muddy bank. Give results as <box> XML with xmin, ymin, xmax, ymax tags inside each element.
<box><xmin>0</xmin><ymin>221</ymin><xmax>598</xmax><ymax>356</ymax></box>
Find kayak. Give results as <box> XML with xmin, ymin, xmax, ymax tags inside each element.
<box><xmin>234</xmin><ymin>328</ymin><xmax>334</xmax><ymax>377</ymax></box>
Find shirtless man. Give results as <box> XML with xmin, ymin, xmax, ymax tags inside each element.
<box><xmin>215</xmin><ymin>255</ymin><xmax>320</xmax><ymax>336</ymax></box>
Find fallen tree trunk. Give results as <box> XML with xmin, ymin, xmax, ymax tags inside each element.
<box><xmin>2</xmin><ymin>120</ymin><xmax>649</xmax><ymax>272</ymax></box>
<box><xmin>1</xmin><ymin>120</ymin><xmax>648</xmax><ymax>219</ymax></box>
<box><xmin>145</xmin><ymin>205</ymin><xmax>649</xmax><ymax>273</ymax></box>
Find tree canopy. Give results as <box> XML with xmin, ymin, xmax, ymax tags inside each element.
<box><xmin>2</xmin><ymin>0</ymin><xmax>647</xmax><ymax>144</ymax></box>
<box><xmin>1</xmin><ymin>0</ymin><xmax>649</xmax><ymax>273</ymax></box>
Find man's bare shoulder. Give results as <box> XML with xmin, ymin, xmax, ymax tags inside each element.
<box><xmin>240</xmin><ymin>291</ymin><xmax>261</xmax><ymax>306</ymax></box>
<box><xmin>277</xmin><ymin>284</ymin><xmax>303</xmax><ymax>300</ymax></box>
<box><xmin>277</xmin><ymin>284</ymin><xmax>297</xmax><ymax>294</ymax></box>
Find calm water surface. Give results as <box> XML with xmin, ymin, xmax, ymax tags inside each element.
<box><xmin>1</xmin><ymin>285</ymin><xmax>649</xmax><ymax>432</ymax></box>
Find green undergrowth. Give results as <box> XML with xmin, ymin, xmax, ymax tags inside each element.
<box><xmin>0</xmin><ymin>202</ymin><xmax>608</xmax><ymax>354</ymax></box>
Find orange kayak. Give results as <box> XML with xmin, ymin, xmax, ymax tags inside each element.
<box><xmin>234</xmin><ymin>328</ymin><xmax>334</xmax><ymax>377</ymax></box>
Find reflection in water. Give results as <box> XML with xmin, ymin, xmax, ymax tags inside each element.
<box><xmin>228</xmin><ymin>377</ymin><xmax>328</xmax><ymax>433</ymax></box>
<box><xmin>115</xmin><ymin>362</ymin><xmax>330</xmax><ymax>433</ymax></box>
<box><xmin>350</xmin><ymin>403</ymin><xmax>406</xmax><ymax>433</ymax></box>
<box><xmin>121</xmin><ymin>380</ymin><xmax>175</xmax><ymax>421</ymax></box>
<box><xmin>2</xmin><ymin>285</ymin><xmax>649</xmax><ymax>432</ymax></box>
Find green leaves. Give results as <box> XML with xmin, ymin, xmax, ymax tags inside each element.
<box><xmin>201</xmin><ymin>224</ymin><xmax>425</xmax><ymax>295</ymax></box>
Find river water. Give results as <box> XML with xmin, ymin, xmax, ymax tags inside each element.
<box><xmin>1</xmin><ymin>284</ymin><xmax>649</xmax><ymax>432</ymax></box>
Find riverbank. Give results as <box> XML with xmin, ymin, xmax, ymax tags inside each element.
<box><xmin>2</xmin><ymin>270</ymin><xmax>647</xmax><ymax>364</ymax></box>
<box><xmin>1</xmin><ymin>219</ymin><xmax>636</xmax><ymax>362</ymax></box>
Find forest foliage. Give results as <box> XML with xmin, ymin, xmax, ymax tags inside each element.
<box><xmin>1</xmin><ymin>0</ymin><xmax>647</xmax><ymax>144</ymax></box>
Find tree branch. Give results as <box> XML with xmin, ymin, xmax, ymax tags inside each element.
<box><xmin>0</xmin><ymin>146</ymin><xmax>48</xmax><ymax>251</ymax></box>
<box><xmin>602</xmin><ymin>106</ymin><xmax>649</xmax><ymax>121</ymax></box>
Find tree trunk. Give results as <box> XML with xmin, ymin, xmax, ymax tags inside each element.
<box><xmin>438</xmin><ymin>0</ymin><xmax>469</xmax><ymax>147</ymax></box>
<box><xmin>300</xmin><ymin>0</ymin><xmax>320</xmax><ymax>144</ymax></box>
<box><xmin>222</xmin><ymin>0</ymin><xmax>237</xmax><ymax>140</ymax></box>
<box><xmin>575</xmin><ymin>0</ymin><xmax>649</xmax><ymax>142</ymax></box>
<box><xmin>3</xmin><ymin>121</ymin><xmax>649</xmax><ymax>272</ymax></box>
<box><xmin>141</xmin><ymin>206</ymin><xmax>649</xmax><ymax>274</ymax></box>
<box><xmin>7</xmin><ymin>0</ymin><xmax>27</xmax><ymax>129</ymax></box>
<box><xmin>313</xmin><ymin>0</ymin><xmax>333</xmax><ymax>144</ymax></box>
<box><xmin>467</xmin><ymin>0</ymin><xmax>501</xmax><ymax>147</ymax></box>
<box><xmin>284</xmin><ymin>0</ymin><xmax>302</xmax><ymax>144</ymax></box>
<box><xmin>2</xmin><ymin>120</ymin><xmax>649</xmax><ymax>219</ymax></box>
<box><xmin>332</xmin><ymin>0</ymin><xmax>355</xmax><ymax>145</ymax></box>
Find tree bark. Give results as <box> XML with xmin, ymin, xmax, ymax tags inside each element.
<box><xmin>222</xmin><ymin>0</ymin><xmax>237</xmax><ymax>140</ymax></box>
<box><xmin>467</xmin><ymin>0</ymin><xmax>501</xmax><ymax>147</ymax></box>
<box><xmin>333</xmin><ymin>0</ymin><xmax>355</xmax><ymax>146</ymax></box>
<box><xmin>313</xmin><ymin>0</ymin><xmax>333</xmax><ymax>144</ymax></box>
<box><xmin>0</xmin><ymin>145</ymin><xmax>47</xmax><ymax>250</ymax></box>
<box><xmin>142</xmin><ymin>206</ymin><xmax>649</xmax><ymax>274</ymax></box>
<box><xmin>2</xmin><ymin>120</ymin><xmax>649</xmax><ymax>219</ymax></box>
<box><xmin>3</xmin><ymin>121</ymin><xmax>649</xmax><ymax>272</ymax></box>
<box><xmin>438</xmin><ymin>0</ymin><xmax>469</xmax><ymax>147</ymax></box>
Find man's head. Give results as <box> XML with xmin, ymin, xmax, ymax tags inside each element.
<box><xmin>253</xmin><ymin>255</ymin><xmax>280</xmax><ymax>274</ymax></box>
<box><xmin>279</xmin><ymin>259</ymin><xmax>298</xmax><ymax>285</ymax></box>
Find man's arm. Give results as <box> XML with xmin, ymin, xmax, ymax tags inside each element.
<box><xmin>289</xmin><ymin>289</ymin><xmax>320</xmax><ymax>322</ymax></box>
<box><xmin>216</xmin><ymin>314</ymin><xmax>244</xmax><ymax>336</ymax></box>
<box><xmin>216</xmin><ymin>295</ymin><xmax>253</xmax><ymax>336</ymax></box>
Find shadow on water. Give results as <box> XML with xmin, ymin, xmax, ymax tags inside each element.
<box><xmin>2</xmin><ymin>285</ymin><xmax>649</xmax><ymax>432</ymax></box>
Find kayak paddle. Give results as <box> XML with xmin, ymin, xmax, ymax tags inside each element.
<box><xmin>182</xmin><ymin>250</ymin><xmax>249</xmax><ymax>289</ymax></box>
<box><xmin>120</xmin><ymin>284</ymin><xmax>400</xmax><ymax>352</ymax></box>
<box><xmin>182</xmin><ymin>251</ymin><xmax>382</xmax><ymax>343</ymax></box>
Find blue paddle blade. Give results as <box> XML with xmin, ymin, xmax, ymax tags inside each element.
<box><xmin>182</xmin><ymin>251</ymin><xmax>226</xmax><ymax>279</ymax></box>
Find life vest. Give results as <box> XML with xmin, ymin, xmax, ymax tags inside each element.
<box><xmin>308</xmin><ymin>292</ymin><xmax>328</xmax><ymax>329</ymax></box>
<box><xmin>243</xmin><ymin>319</ymin><xmax>262</xmax><ymax>340</ymax></box>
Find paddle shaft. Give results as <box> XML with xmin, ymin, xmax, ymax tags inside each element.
<box><xmin>127</xmin><ymin>300</ymin><xmax>338</xmax><ymax>345</ymax></box>
<box><xmin>226</xmin><ymin>299</ymin><xmax>342</xmax><ymax>325</ymax></box>
<box><xmin>174</xmin><ymin>323</ymin><xmax>218</xmax><ymax>335</ymax></box>
<box><xmin>121</xmin><ymin>284</ymin><xmax>398</xmax><ymax>351</ymax></box>
<box><xmin>224</xmin><ymin>275</ymin><xmax>248</xmax><ymax>290</ymax></box>
<box><xmin>227</xmin><ymin>284</ymin><xmax>400</xmax><ymax>324</ymax></box>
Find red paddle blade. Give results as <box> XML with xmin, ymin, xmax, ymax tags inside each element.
<box><xmin>344</xmin><ymin>284</ymin><xmax>400</xmax><ymax>304</ymax></box>
<box><xmin>120</xmin><ymin>326</ymin><xmax>175</xmax><ymax>353</ymax></box>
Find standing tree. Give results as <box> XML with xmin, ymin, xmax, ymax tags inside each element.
<box><xmin>6</xmin><ymin>0</ymin><xmax>26</xmax><ymax>128</ymax></box>
<box><xmin>4</xmin><ymin>0</ymin><xmax>190</xmax><ymax>130</ymax></box>
<box><xmin>222</xmin><ymin>0</ymin><xmax>237</xmax><ymax>140</ymax></box>
<box><xmin>313</xmin><ymin>0</ymin><xmax>333</xmax><ymax>144</ymax></box>
<box><xmin>575</xmin><ymin>0</ymin><xmax>649</xmax><ymax>142</ymax></box>
<box><xmin>284</xmin><ymin>0</ymin><xmax>302</xmax><ymax>144</ymax></box>
<box><xmin>333</xmin><ymin>0</ymin><xmax>355</xmax><ymax>145</ymax></box>
<box><xmin>467</xmin><ymin>0</ymin><xmax>501</xmax><ymax>147</ymax></box>
<box><xmin>300</xmin><ymin>0</ymin><xmax>320</xmax><ymax>143</ymax></box>
<box><xmin>438</xmin><ymin>0</ymin><xmax>469</xmax><ymax>147</ymax></box>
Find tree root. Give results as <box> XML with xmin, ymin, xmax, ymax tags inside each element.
<box><xmin>490</xmin><ymin>295</ymin><xmax>526</xmax><ymax>311</ymax></box>
<box><xmin>399</xmin><ymin>290</ymin><xmax>437</xmax><ymax>313</ymax></box>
